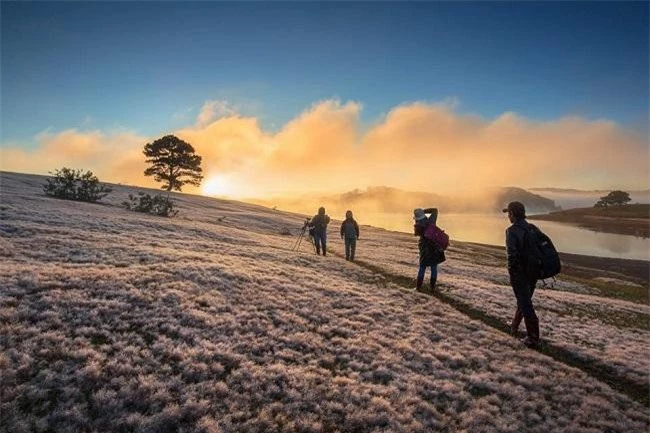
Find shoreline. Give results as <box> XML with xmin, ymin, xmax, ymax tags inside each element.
<box><xmin>529</xmin><ymin>205</ymin><xmax>649</xmax><ymax>238</ymax></box>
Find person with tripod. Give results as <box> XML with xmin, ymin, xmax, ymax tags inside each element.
<box><xmin>309</xmin><ymin>207</ymin><xmax>330</xmax><ymax>256</ymax></box>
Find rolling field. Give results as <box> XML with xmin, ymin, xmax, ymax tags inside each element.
<box><xmin>1</xmin><ymin>171</ymin><xmax>648</xmax><ymax>433</ymax></box>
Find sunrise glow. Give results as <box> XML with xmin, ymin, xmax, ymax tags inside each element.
<box><xmin>1</xmin><ymin>4</ymin><xmax>649</xmax><ymax>431</ymax></box>
<box><xmin>202</xmin><ymin>175</ymin><xmax>232</xmax><ymax>197</ymax></box>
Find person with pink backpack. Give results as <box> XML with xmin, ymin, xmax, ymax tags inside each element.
<box><xmin>413</xmin><ymin>208</ymin><xmax>447</xmax><ymax>293</ymax></box>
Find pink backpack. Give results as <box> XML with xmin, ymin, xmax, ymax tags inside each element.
<box><xmin>424</xmin><ymin>223</ymin><xmax>449</xmax><ymax>250</ymax></box>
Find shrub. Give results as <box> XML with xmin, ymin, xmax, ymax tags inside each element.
<box><xmin>43</xmin><ymin>168</ymin><xmax>112</xmax><ymax>202</ymax></box>
<box><xmin>122</xmin><ymin>192</ymin><xmax>178</xmax><ymax>217</ymax></box>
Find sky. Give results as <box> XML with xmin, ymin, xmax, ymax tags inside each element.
<box><xmin>1</xmin><ymin>1</ymin><xmax>648</xmax><ymax>198</ymax></box>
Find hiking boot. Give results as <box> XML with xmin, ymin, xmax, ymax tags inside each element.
<box><xmin>521</xmin><ymin>336</ymin><xmax>539</xmax><ymax>348</ymax></box>
<box><xmin>429</xmin><ymin>277</ymin><xmax>437</xmax><ymax>293</ymax></box>
<box><xmin>522</xmin><ymin>316</ymin><xmax>540</xmax><ymax>347</ymax></box>
<box><xmin>415</xmin><ymin>277</ymin><xmax>424</xmax><ymax>293</ymax></box>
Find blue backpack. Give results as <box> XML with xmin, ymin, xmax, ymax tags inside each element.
<box><xmin>524</xmin><ymin>224</ymin><xmax>561</xmax><ymax>281</ymax></box>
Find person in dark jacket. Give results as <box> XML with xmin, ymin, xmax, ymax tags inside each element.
<box><xmin>503</xmin><ymin>201</ymin><xmax>540</xmax><ymax>347</ymax></box>
<box><xmin>340</xmin><ymin>210</ymin><xmax>360</xmax><ymax>261</ymax></box>
<box><xmin>413</xmin><ymin>207</ymin><xmax>445</xmax><ymax>293</ymax></box>
<box><xmin>309</xmin><ymin>206</ymin><xmax>330</xmax><ymax>256</ymax></box>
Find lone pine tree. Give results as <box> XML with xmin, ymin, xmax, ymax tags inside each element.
<box><xmin>143</xmin><ymin>135</ymin><xmax>203</xmax><ymax>191</ymax></box>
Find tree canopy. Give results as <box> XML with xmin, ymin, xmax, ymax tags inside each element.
<box><xmin>143</xmin><ymin>135</ymin><xmax>203</xmax><ymax>191</ymax></box>
<box><xmin>594</xmin><ymin>190</ymin><xmax>631</xmax><ymax>208</ymax></box>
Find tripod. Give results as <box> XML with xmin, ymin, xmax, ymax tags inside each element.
<box><xmin>292</xmin><ymin>219</ymin><xmax>316</xmax><ymax>252</ymax></box>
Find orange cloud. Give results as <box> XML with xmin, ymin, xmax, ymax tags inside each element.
<box><xmin>259</xmin><ymin>100</ymin><xmax>362</xmax><ymax>193</ymax></box>
<box><xmin>355</xmin><ymin>105</ymin><xmax>648</xmax><ymax>193</ymax></box>
<box><xmin>0</xmin><ymin>129</ymin><xmax>155</xmax><ymax>188</ymax></box>
<box><xmin>1</xmin><ymin>100</ymin><xmax>648</xmax><ymax>198</ymax></box>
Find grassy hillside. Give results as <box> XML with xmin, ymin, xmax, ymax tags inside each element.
<box><xmin>530</xmin><ymin>204</ymin><xmax>650</xmax><ymax>237</ymax></box>
<box><xmin>1</xmin><ymin>171</ymin><xmax>649</xmax><ymax>432</ymax></box>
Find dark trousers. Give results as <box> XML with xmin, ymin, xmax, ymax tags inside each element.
<box><xmin>314</xmin><ymin>231</ymin><xmax>327</xmax><ymax>255</ymax></box>
<box><xmin>344</xmin><ymin>237</ymin><xmax>356</xmax><ymax>260</ymax></box>
<box><xmin>417</xmin><ymin>264</ymin><xmax>438</xmax><ymax>282</ymax></box>
<box><xmin>510</xmin><ymin>274</ymin><xmax>537</xmax><ymax>319</ymax></box>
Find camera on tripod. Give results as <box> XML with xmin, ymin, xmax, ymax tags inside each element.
<box><xmin>292</xmin><ymin>218</ymin><xmax>316</xmax><ymax>252</ymax></box>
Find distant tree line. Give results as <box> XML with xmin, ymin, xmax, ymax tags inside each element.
<box><xmin>43</xmin><ymin>134</ymin><xmax>203</xmax><ymax>217</ymax></box>
<box><xmin>594</xmin><ymin>190</ymin><xmax>631</xmax><ymax>208</ymax></box>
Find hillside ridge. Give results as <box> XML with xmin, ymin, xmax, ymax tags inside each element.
<box><xmin>1</xmin><ymin>171</ymin><xmax>649</xmax><ymax>432</ymax></box>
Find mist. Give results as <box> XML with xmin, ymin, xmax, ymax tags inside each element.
<box><xmin>246</xmin><ymin>186</ymin><xmax>561</xmax><ymax>225</ymax></box>
<box><xmin>1</xmin><ymin>100</ymin><xmax>648</xmax><ymax>200</ymax></box>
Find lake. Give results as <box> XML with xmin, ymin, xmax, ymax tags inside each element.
<box><xmin>362</xmin><ymin>213</ymin><xmax>650</xmax><ymax>261</ymax></box>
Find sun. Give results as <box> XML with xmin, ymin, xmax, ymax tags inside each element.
<box><xmin>202</xmin><ymin>175</ymin><xmax>232</xmax><ymax>197</ymax></box>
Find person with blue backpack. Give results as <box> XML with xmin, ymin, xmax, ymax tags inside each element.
<box><xmin>413</xmin><ymin>208</ymin><xmax>446</xmax><ymax>293</ymax></box>
<box><xmin>503</xmin><ymin>201</ymin><xmax>560</xmax><ymax>348</ymax></box>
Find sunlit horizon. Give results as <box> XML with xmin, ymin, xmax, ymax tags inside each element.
<box><xmin>1</xmin><ymin>2</ymin><xmax>648</xmax><ymax>199</ymax></box>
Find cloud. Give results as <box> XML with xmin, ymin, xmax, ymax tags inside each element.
<box><xmin>1</xmin><ymin>99</ymin><xmax>648</xmax><ymax>198</ymax></box>
<box><xmin>218</xmin><ymin>100</ymin><xmax>648</xmax><ymax>196</ymax></box>
<box><xmin>196</xmin><ymin>100</ymin><xmax>237</xmax><ymax>127</ymax></box>
<box><xmin>354</xmin><ymin>105</ymin><xmax>650</xmax><ymax>193</ymax></box>
<box><xmin>173</xmin><ymin>99</ymin><xmax>363</xmax><ymax>196</ymax></box>
<box><xmin>178</xmin><ymin>117</ymin><xmax>268</xmax><ymax>171</ymax></box>
<box><xmin>260</xmin><ymin>100</ymin><xmax>362</xmax><ymax>191</ymax></box>
<box><xmin>0</xmin><ymin>129</ymin><xmax>155</xmax><ymax>187</ymax></box>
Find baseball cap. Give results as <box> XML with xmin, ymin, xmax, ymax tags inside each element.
<box><xmin>413</xmin><ymin>208</ymin><xmax>427</xmax><ymax>221</ymax></box>
<box><xmin>502</xmin><ymin>201</ymin><xmax>526</xmax><ymax>215</ymax></box>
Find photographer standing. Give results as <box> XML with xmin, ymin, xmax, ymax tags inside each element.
<box><xmin>309</xmin><ymin>206</ymin><xmax>330</xmax><ymax>256</ymax></box>
<box><xmin>413</xmin><ymin>207</ymin><xmax>445</xmax><ymax>293</ymax></box>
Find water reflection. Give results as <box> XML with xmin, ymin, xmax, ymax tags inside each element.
<box><xmin>362</xmin><ymin>213</ymin><xmax>650</xmax><ymax>260</ymax></box>
<box><xmin>594</xmin><ymin>231</ymin><xmax>632</xmax><ymax>255</ymax></box>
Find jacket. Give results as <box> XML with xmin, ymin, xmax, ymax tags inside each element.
<box><xmin>340</xmin><ymin>219</ymin><xmax>360</xmax><ymax>239</ymax></box>
<box><xmin>310</xmin><ymin>213</ymin><xmax>330</xmax><ymax>233</ymax></box>
<box><xmin>506</xmin><ymin>218</ymin><xmax>533</xmax><ymax>277</ymax></box>
<box><xmin>414</xmin><ymin>208</ymin><xmax>444</xmax><ymax>266</ymax></box>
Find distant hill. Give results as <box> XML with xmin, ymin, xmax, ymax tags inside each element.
<box><xmin>495</xmin><ymin>187</ymin><xmax>562</xmax><ymax>214</ymax></box>
<box><xmin>527</xmin><ymin>188</ymin><xmax>650</xmax><ymax>209</ymax></box>
<box><xmin>250</xmin><ymin>186</ymin><xmax>561</xmax><ymax>215</ymax></box>
<box><xmin>338</xmin><ymin>186</ymin><xmax>561</xmax><ymax>214</ymax></box>
<box><xmin>530</xmin><ymin>187</ymin><xmax>650</xmax><ymax>195</ymax></box>
<box><xmin>529</xmin><ymin>187</ymin><xmax>610</xmax><ymax>194</ymax></box>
